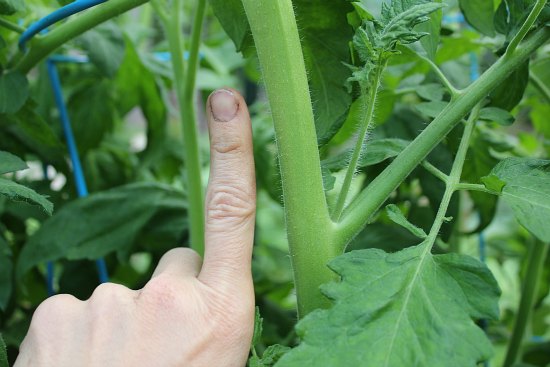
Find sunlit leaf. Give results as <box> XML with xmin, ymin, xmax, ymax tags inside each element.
<box><xmin>277</xmin><ymin>242</ymin><xmax>499</xmax><ymax>366</ymax></box>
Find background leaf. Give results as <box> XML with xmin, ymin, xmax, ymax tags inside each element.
<box><xmin>0</xmin><ymin>235</ymin><xmax>12</xmax><ymax>311</ymax></box>
<box><xmin>0</xmin><ymin>0</ymin><xmax>23</xmax><ymax>15</ymax></box>
<box><xmin>0</xmin><ymin>72</ymin><xmax>29</xmax><ymax>114</ymax></box>
<box><xmin>79</xmin><ymin>22</ymin><xmax>126</xmax><ymax>78</ymax></box>
<box><xmin>0</xmin><ymin>178</ymin><xmax>53</xmax><ymax>215</ymax></box>
<box><xmin>490</xmin><ymin>158</ymin><xmax>550</xmax><ymax>242</ymax></box>
<box><xmin>459</xmin><ymin>0</ymin><xmax>496</xmax><ymax>37</ymax></box>
<box><xmin>16</xmin><ymin>183</ymin><xmax>186</xmax><ymax>279</ymax></box>
<box><xmin>209</xmin><ymin>0</ymin><xmax>354</xmax><ymax>145</ymax></box>
<box><xmin>276</xmin><ymin>243</ymin><xmax>500</xmax><ymax>367</ymax></box>
<box><xmin>0</xmin><ymin>333</ymin><xmax>7</xmax><ymax>367</ymax></box>
<box><xmin>0</xmin><ymin>151</ymin><xmax>27</xmax><ymax>174</ymax></box>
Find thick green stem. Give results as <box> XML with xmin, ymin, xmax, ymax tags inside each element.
<box><xmin>155</xmin><ymin>0</ymin><xmax>205</xmax><ymax>255</ymax></box>
<box><xmin>503</xmin><ymin>241</ymin><xmax>549</xmax><ymax>367</ymax></box>
<box><xmin>505</xmin><ymin>0</ymin><xmax>548</xmax><ymax>56</ymax></box>
<box><xmin>14</xmin><ymin>0</ymin><xmax>149</xmax><ymax>73</ymax></box>
<box><xmin>241</xmin><ymin>0</ymin><xmax>336</xmax><ymax>317</ymax></box>
<box><xmin>0</xmin><ymin>17</ymin><xmax>25</xmax><ymax>34</ymax></box>
<box><xmin>332</xmin><ymin>65</ymin><xmax>384</xmax><ymax>221</ymax></box>
<box><xmin>337</xmin><ymin>27</ymin><xmax>550</xmax><ymax>246</ymax></box>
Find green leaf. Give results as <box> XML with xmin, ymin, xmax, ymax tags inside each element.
<box><xmin>0</xmin><ymin>101</ymin><xmax>66</xmax><ymax>165</ymax></box>
<box><xmin>481</xmin><ymin>174</ymin><xmax>506</xmax><ymax>194</ymax></box>
<box><xmin>490</xmin><ymin>158</ymin><xmax>550</xmax><ymax>242</ymax></box>
<box><xmin>0</xmin><ymin>333</ymin><xmax>7</xmax><ymax>367</ymax></box>
<box><xmin>322</xmin><ymin>138</ymin><xmax>409</xmax><ymax>171</ymax></box>
<box><xmin>251</xmin><ymin>345</ymin><xmax>291</xmax><ymax>367</ymax></box>
<box><xmin>415</xmin><ymin>101</ymin><xmax>447</xmax><ymax>118</ymax></box>
<box><xmin>0</xmin><ymin>177</ymin><xmax>53</xmax><ymax>215</ymax></box>
<box><xmin>479</xmin><ymin>107</ymin><xmax>515</xmax><ymax>125</ymax></box>
<box><xmin>418</xmin><ymin>0</ymin><xmax>442</xmax><ymax>59</ymax></box>
<box><xmin>385</xmin><ymin>204</ymin><xmax>427</xmax><ymax>239</ymax></box>
<box><xmin>16</xmin><ymin>183</ymin><xmax>187</xmax><ymax>279</ymax></box>
<box><xmin>276</xmin><ymin>243</ymin><xmax>500</xmax><ymax>367</ymax></box>
<box><xmin>252</xmin><ymin>307</ymin><xmax>263</xmax><ymax>347</ymax></box>
<box><xmin>0</xmin><ymin>72</ymin><xmax>29</xmax><ymax>114</ymax></box>
<box><xmin>417</xmin><ymin>83</ymin><xmax>446</xmax><ymax>101</ymax></box>
<box><xmin>208</xmin><ymin>0</ymin><xmax>253</xmax><ymax>53</ymax></box>
<box><xmin>114</xmin><ymin>36</ymin><xmax>167</xmax><ymax>150</ymax></box>
<box><xmin>209</xmin><ymin>0</ymin><xmax>353</xmax><ymax>145</ymax></box>
<box><xmin>0</xmin><ymin>235</ymin><xmax>13</xmax><ymax>311</ymax></box>
<box><xmin>67</xmin><ymin>80</ymin><xmax>116</xmax><ymax>154</ymax></box>
<box><xmin>0</xmin><ymin>0</ymin><xmax>23</xmax><ymax>15</ymax></box>
<box><xmin>79</xmin><ymin>22</ymin><xmax>126</xmax><ymax>78</ymax></box>
<box><xmin>489</xmin><ymin>61</ymin><xmax>529</xmax><ymax>111</ymax></box>
<box><xmin>297</xmin><ymin>1</ymin><xmax>354</xmax><ymax>144</ymax></box>
<box><xmin>459</xmin><ymin>0</ymin><xmax>496</xmax><ymax>37</ymax></box>
<box><xmin>0</xmin><ymin>150</ymin><xmax>27</xmax><ymax>174</ymax></box>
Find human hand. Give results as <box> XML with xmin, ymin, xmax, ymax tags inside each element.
<box><xmin>14</xmin><ymin>89</ymin><xmax>256</xmax><ymax>367</ymax></box>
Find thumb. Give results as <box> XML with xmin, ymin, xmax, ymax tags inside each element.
<box><xmin>198</xmin><ymin>88</ymin><xmax>256</xmax><ymax>293</ymax></box>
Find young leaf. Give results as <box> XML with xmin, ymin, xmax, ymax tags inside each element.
<box><xmin>251</xmin><ymin>345</ymin><xmax>291</xmax><ymax>367</ymax></box>
<box><xmin>0</xmin><ymin>72</ymin><xmax>29</xmax><ymax>114</ymax></box>
<box><xmin>459</xmin><ymin>0</ymin><xmax>496</xmax><ymax>37</ymax></box>
<box><xmin>0</xmin><ymin>333</ymin><xmax>7</xmax><ymax>367</ymax></box>
<box><xmin>0</xmin><ymin>178</ymin><xmax>53</xmax><ymax>215</ymax></box>
<box><xmin>489</xmin><ymin>158</ymin><xmax>550</xmax><ymax>242</ymax></box>
<box><xmin>0</xmin><ymin>151</ymin><xmax>27</xmax><ymax>174</ymax></box>
<box><xmin>277</xmin><ymin>242</ymin><xmax>500</xmax><ymax>367</ymax></box>
<box><xmin>348</xmin><ymin>0</ymin><xmax>444</xmax><ymax>91</ymax></box>
<box><xmin>481</xmin><ymin>174</ymin><xmax>506</xmax><ymax>194</ymax></box>
<box><xmin>252</xmin><ymin>307</ymin><xmax>263</xmax><ymax>348</ymax></box>
<box><xmin>385</xmin><ymin>204</ymin><xmax>427</xmax><ymax>239</ymax></box>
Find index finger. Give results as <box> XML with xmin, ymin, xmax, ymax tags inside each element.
<box><xmin>198</xmin><ymin>88</ymin><xmax>256</xmax><ymax>292</ymax></box>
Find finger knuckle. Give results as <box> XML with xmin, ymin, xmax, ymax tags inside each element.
<box><xmin>30</xmin><ymin>294</ymin><xmax>80</xmax><ymax>333</ymax></box>
<box><xmin>211</xmin><ymin>135</ymin><xmax>243</xmax><ymax>155</ymax></box>
<box><xmin>140</xmin><ymin>274</ymin><xmax>182</xmax><ymax>311</ymax></box>
<box><xmin>206</xmin><ymin>183</ymin><xmax>255</xmax><ymax>224</ymax></box>
<box><xmin>88</xmin><ymin>283</ymin><xmax>129</xmax><ymax>307</ymax></box>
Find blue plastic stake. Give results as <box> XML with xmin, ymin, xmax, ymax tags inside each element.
<box><xmin>46</xmin><ymin>59</ymin><xmax>109</xmax><ymax>284</ymax></box>
<box><xmin>19</xmin><ymin>0</ymin><xmax>107</xmax><ymax>51</ymax></box>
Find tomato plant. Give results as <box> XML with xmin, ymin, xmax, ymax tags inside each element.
<box><xmin>1</xmin><ymin>0</ymin><xmax>550</xmax><ymax>366</ymax></box>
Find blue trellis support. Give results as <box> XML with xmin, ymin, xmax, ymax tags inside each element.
<box><xmin>18</xmin><ymin>0</ymin><xmax>107</xmax><ymax>51</ymax></box>
<box><xmin>46</xmin><ymin>58</ymin><xmax>109</xmax><ymax>284</ymax></box>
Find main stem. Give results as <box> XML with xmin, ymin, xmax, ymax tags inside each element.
<box><xmin>241</xmin><ymin>0</ymin><xmax>336</xmax><ymax>317</ymax></box>
<box><xmin>159</xmin><ymin>0</ymin><xmax>205</xmax><ymax>255</ymax></box>
<box><xmin>15</xmin><ymin>0</ymin><xmax>149</xmax><ymax>73</ymax></box>
<box><xmin>337</xmin><ymin>27</ymin><xmax>550</xmax><ymax>246</ymax></box>
<box><xmin>503</xmin><ymin>241</ymin><xmax>549</xmax><ymax>367</ymax></box>
<box><xmin>332</xmin><ymin>64</ymin><xmax>384</xmax><ymax>222</ymax></box>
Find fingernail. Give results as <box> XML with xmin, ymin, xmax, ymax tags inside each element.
<box><xmin>210</xmin><ymin>89</ymin><xmax>238</xmax><ymax>122</ymax></box>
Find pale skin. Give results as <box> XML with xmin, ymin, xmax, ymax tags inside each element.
<box><xmin>15</xmin><ymin>89</ymin><xmax>256</xmax><ymax>367</ymax></box>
